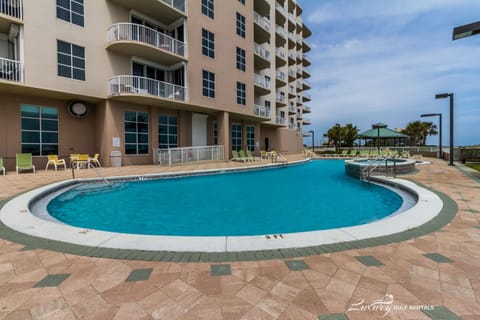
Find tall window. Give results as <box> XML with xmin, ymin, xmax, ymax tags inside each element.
<box><xmin>236</xmin><ymin>47</ymin><xmax>246</xmax><ymax>71</ymax></box>
<box><xmin>56</xmin><ymin>0</ymin><xmax>84</xmax><ymax>27</ymax></box>
<box><xmin>124</xmin><ymin>111</ymin><xmax>149</xmax><ymax>155</ymax></box>
<box><xmin>202</xmin><ymin>70</ymin><xmax>215</xmax><ymax>98</ymax></box>
<box><xmin>20</xmin><ymin>105</ymin><xmax>58</xmax><ymax>156</ymax></box>
<box><xmin>246</xmin><ymin>125</ymin><xmax>255</xmax><ymax>151</ymax></box>
<box><xmin>202</xmin><ymin>29</ymin><xmax>215</xmax><ymax>58</ymax></box>
<box><xmin>236</xmin><ymin>13</ymin><xmax>246</xmax><ymax>38</ymax></box>
<box><xmin>158</xmin><ymin>115</ymin><xmax>177</xmax><ymax>149</ymax></box>
<box><xmin>232</xmin><ymin>123</ymin><xmax>242</xmax><ymax>151</ymax></box>
<box><xmin>212</xmin><ymin>120</ymin><xmax>218</xmax><ymax>145</ymax></box>
<box><xmin>57</xmin><ymin>40</ymin><xmax>85</xmax><ymax>81</ymax></box>
<box><xmin>201</xmin><ymin>0</ymin><xmax>214</xmax><ymax>19</ymax></box>
<box><xmin>237</xmin><ymin>82</ymin><xmax>246</xmax><ymax>105</ymax></box>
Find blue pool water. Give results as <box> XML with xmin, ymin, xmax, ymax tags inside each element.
<box><xmin>47</xmin><ymin>160</ymin><xmax>403</xmax><ymax>236</ymax></box>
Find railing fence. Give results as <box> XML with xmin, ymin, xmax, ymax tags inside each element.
<box><xmin>153</xmin><ymin>145</ymin><xmax>224</xmax><ymax>166</ymax></box>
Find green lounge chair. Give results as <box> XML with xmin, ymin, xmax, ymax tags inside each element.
<box><xmin>348</xmin><ymin>150</ymin><xmax>357</xmax><ymax>157</ymax></box>
<box><xmin>401</xmin><ymin>151</ymin><xmax>410</xmax><ymax>158</ymax></box>
<box><xmin>358</xmin><ymin>150</ymin><xmax>369</xmax><ymax>158</ymax></box>
<box><xmin>0</xmin><ymin>157</ymin><xmax>5</xmax><ymax>176</ymax></box>
<box><xmin>369</xmin><ymin>150</ymin><xmax>379</xmax><ymax>158</ymax></box>
<box><xmin>246</xmin><ymin>150</ymin><xmax>260</xmax><ymax>162</ymax></box>
<box><xmin>339</xmin><ymin>150</ymin><xmax>349</xmax><ymax>157</ymax></box>
<box><xmin>231</xmin><ymin>150</ymin><xmax>247</xmax><ymax>162</ymax></box>
<box><xmin>239</xmin><ymin>150</ymin><xmax>252</xmax><ymax>162</ymax></box>
<box><xmin>16</xmin><ymin>153</ymin><xmax>35</xmax><ymax>175</ymax></box>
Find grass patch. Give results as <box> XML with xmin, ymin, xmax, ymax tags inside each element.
<box><xmin>465</xmin><ymin>163</ymin><xmax>480</xmax><ymax>172</ymax></box>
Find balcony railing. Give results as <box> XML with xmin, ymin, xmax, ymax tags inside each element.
<box><xmin>289</xmin><ymin>85</ymin><xmax>296</xmax><ymax>95</ymax></box>
<box><xmin>276</xmin><ymin>70</ymin><xmax>286</xmax><ymax>82</ymax></box>
<box><xmin>288</xmin><ymin>123</ymin><xmax>296</xmax><ymax>129</ymax></box>
<box><xmin>161</xmin><ymin>0</ymin><xmax>185</xmax><ymax>13</ymax></box>
<box><xmin>275</xmin><ymin>1</ymin><xmax>286</xmax><ymax>16</ymax></box>
<box><xmin>296</xmin><ymin>82</ymin><xmax>302</xmax><ymax>89</ymax></box>
<box><xmin>303</xmin><ymin>105</ymin><xmax>311</xmax><ymax>112</ymax></box>
<box><xmin>276</xmin><ymin>116</ymin><xmax>286</xmax><ymax>125</ymax></box>
<box><xmin>303</xmin><ymin>79</ymin><xmax>311</xmax><ymax>87</ymax></box>
<box><xmin>276</xmin><ymin>93</ymin><xmax>286</xmax><ymax>104</ymax></box>
<box><xmin>108</xmin><ymin>75</ymin><xmax>186</xmax><ymax>101</ymax></box>
<box><xmin>154</xmin><ymin>145</ymin><xmax>223</xmax><ymax>166</ymax></box>
<box><xmin>288</xmin><ymin>50</ymin><xmax>296</xmax><ymax>60</ymax></box>
<box><xmin>254</xmin><ymin>104</ymin><xmax>271</xmax><ymax>118</ymax></box>
<box><xmin>0</xmin><ymin>57</ymin><xmax>23</xmax><ymax>82</ymax></box>
<box><xmin>275</xmin><ymin>47</ymin><xmax>286</xmax><ymax>60</ymax></box>
<box><xmin>303</xmin><ymin>117</ymin><xmax>312</xmax><ymax>123</ymax></box>
<box><xmin>254</xmin><ymin>43</ymin><xmax>270</xmax><ymax>61</ymax></box>
<box><xmin>288</xmin><ymin>12</ymin><xmax>296</xmax><ymax>23</ymax></box>
<box><xmin>254</xmin><ymin>12</ymin><xmax>270</xmax><ymax>32</ymax></box>
<box><xmin>303</xmin><ymin>92</ymin><xmax>311</xmax><ymax>100</ymax></box>
<box><xmin>288</xmin><ymin>32</ymin><xmax>296</xmax><ymax>42</ymax></box>
<box><xmin>107</xmin><ymin>23</ymin><xmax>186</xmax><ymax>57</ymax></box>
<box><xmin>288</xmin><ymin>104</ymin><xmax>296</xmax><ymax>113</ymax></box>
<box><xmin>254</xmin><ymin>73</ymin><xmax>271</xmax><ymax>89</ymax></box>
<box><xmin>0</xmin><ymin>0</ymin><xmax>22</xmax><ymax>19</ymax></box>
<box><xmin>275</xmin><ymin>25</ymin><xmax>287</xmax><ymax>38</ymax></box>
<box><xmin>288</xmin><ymin>69</ymin><xmax>296</xmax><ymax>78</ymax></box>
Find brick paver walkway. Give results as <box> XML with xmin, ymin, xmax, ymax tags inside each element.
<box><xmin>0</xmin><ymin>156</ymin><xmax>478</xmax><ymax>319</ymax></box>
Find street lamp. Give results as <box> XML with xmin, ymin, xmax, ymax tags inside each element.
<box><xmin>308</xmin><ymin>130</ymin><xmax>315</xmax><ymax>152</ymax></box>
<box><xmin>435</xmin><ymin>93</ymin><xmax>454</xmax><ymax>166</ymax></box>
<box><xmin>372</xmin><ymin>123</ymin><xmax>387</xmax><ymax>152</ymax></box>
<box><xmin>453</xmin><ymin>21</ymin><xmax>480</xmax><ymax>40</ymax></box>
<box><xmin>420</xmin><ymin>113</ymin><xmax>442</xmax><ymax>159</ymax></box>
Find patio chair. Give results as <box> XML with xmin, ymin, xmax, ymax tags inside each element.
<box><xmin>231</xmin><ymin>150</ymin><xmax>247</xmax><ymax>162</ymax></box>
<box><xmin>246</xmin><ymin>150</ymin><xmax>261</xmax><ymax>162</ymax></box>
<box><xmin>239</xmin><ymin>150</ymin><xmax>253</xmax><ymax>162</ymax></box>
<box><xmin>400</xmin><ymin>151</ymin><xmax>410</xmax><ymax>158</ymax></box>
<box><xmin>16</xmin><ymin>153</ymin><xmax>35</xmax><ymax>175</ymax></box>
<box><xmin>339</xmin><ymin>150</ymin><xmax>349</xmax><ymax>157</ymax></box>
<box><xmin>358</xmin><ymin>150</ymin><xmax>369</xmax><ymax>158</ymax></box>
<box><xmin>0</xmin><ymin>157</ymin><xmax>5</xmax><ymax>176</ymax></box>
<box><xmin>88</xmin><ymin>153</ymin><xmax>101</xmax><ymax>167</ymax></box>
<box><xmin>45</xmin><ymin>155</ymin><xmax>66</xmax><ymax>171</ymax></box>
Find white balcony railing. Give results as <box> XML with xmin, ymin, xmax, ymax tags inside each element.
<box><xmin>303</xmin><ymin>105</ymin><xmax>311</xmax><ymax>112</ymax></box>
<box><xmin>254</xmin><ymin>104</ymin><xmax>271</xmax><ymax>118</ymax></box>
<box><xmin>275</xmin><ymin>1</ymin><xmax>286</xmax><ymax>16</ymax></box>
<box><xmin>289</xmin><ymin>85</ymin><xmax>296</xmax><ymax>95</ymax></box>
<box><xmin>275</xmin><ymin>25</ymin><xmax>287</xmax><ymax>39</ymax></box>
<box><xmin>288</xmin><ymin>32</ymin><xmax>296</xmax><ymax>42</ymax></box>
<box><xmin>276</xmin><ymin>116</ymin><xmax>286</xmax><ymax>125</ymax></box>
<box><xmin>303</xmin><ymin>79</ymin><xmax>311</xmax><ymax>87</ymax></box>
<box><xmin>0</xmin><ymin>0</ymin><xmax>23</xmax><ymax>19</ymax></box>
<box><xmin>154</xmin><ymin>145</ymin><xmax>224</xmax><ymax>166</ymax></box>
<box><xmin>276</xmin><ymin>70</ymin><xmax>286</xmax><ymax>82</ymax></box>
<box><xmin>275</xmin><ymin>48</ymin><xmax>286</xmax><ymax>60</ymax></box>
<box><xmin>288</xmin><ymin>104</ymin><xmax>296</xmax><ymax>113</ymax></box>
<box><xmin>288</xmin><ymin>123</ymin><xmax>296</xmax><ymax>129</ymax></box>
<box><xmin>161</xmin><ymin>0</ymin><xmax>185</xmax><ymax>13</ymax></box>
<box><xmin>107</xmin><ymin>23</ymin><xmax>186</xmax><ymax>57</ymax></box>
<box><xmin>288</xmin><ymin>50</ymin><xmax>296</xmax><ymax>60</ymax></box>
<box><xmin>276</xmin><ymin>93</ymin><xmax>286</xmax><ymax>103</ymax></box>
<box><xmin>303</xmin><ymin>117</ymin><xmax>312</xmax><ymax>123</ymax></box>
<box><xmin>296</xmin><ymin>82</ymin><xmax>302</xmax><ymax>89</ymax></box>
<box><xmin>254</xmin><ymin>43</ymin><xmax>270</xmax><ymax>61</ymax></box>
<box><xmin>254</xmin><ymin>73</ymin><xmax>271</xmax><ymax>89</ymax></box>
<box><xmin>254</xmin><ymin>12</ymin><xmax>270</xmax><ymax>32</ymax></box>
<box><xmin>303</xmin><ymin>92</ymin><xmax>311</xmax><ymax>100</ymax></box>
<box><xmin>108</xmin><ymin>75</ymin><xmax>186</xmax><ymax>101</ymax></box>
<box><xmin>288</xmin><ymin>69</ymin><xmax>296</xmax><ymax>78</ymax></box>
<box><xmin>288</xmin><ymin>12</ymin><xmax>296</xmax><ymax>22</ymax></box>
<box><xmin>0</xmin><ymin>57</ymin><xmax>23</xmax><ymax>82</ymax></box>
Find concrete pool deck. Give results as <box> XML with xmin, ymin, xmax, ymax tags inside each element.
<box><xmin>0</xmin><ymin>156</ymin><xmax>479</xmax><ymax>319</ymax></box>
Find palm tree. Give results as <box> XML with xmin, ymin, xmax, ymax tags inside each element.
<box><xmin>402</xmin><ymin>121</ymin><xmax>438</xmax><ymax>146</ymax></box>
<box><xmin>420</xmin><ymin>122</ymin><xmax>438</xmax><ymax>146</ymax></box>
<box><xmin>342</xmin><ymin>123</ymin><xmax>359</xmax><ymax>148</ymax></box>
<box><xmin>324</xmin><ymin>124</ymin><xmax>343</xmax><ymax>152</ymax></box>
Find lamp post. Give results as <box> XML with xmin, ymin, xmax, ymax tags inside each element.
<box><xmin>420</xmin><ymin>113</ymin><xmax>442</xmax><ymax>159</ymax></box>
<box><xmin>308</xmin><ymin>130</ymin><xmax>315</xmax><ymax>152</ymax></box>
<box><xmin>372</xmin><ymin>123</ymin><xmax>387</xmax><ymax>153</ymax></box>
<box><xmin>453</xmin><ymin>21</ymin><xmax>480</xmax><ymax>40</ymax></box>
<box><xmin>435</xmin><ymin>93</ymin><xmax>454</xmax><ymax>166</ymax></box>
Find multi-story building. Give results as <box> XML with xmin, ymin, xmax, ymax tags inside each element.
<box><xmin>0</xmin><ymin>0</ymin><xmax>311</xmax><ymax>168</ymax></box>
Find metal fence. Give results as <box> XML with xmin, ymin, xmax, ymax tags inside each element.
<box><xmin>0</xmin><ymin>0</ymin><xmax>22</xmax><ymax>19</ymax></box>
<box><xmin>0</xmin><ymin>57</ymin><xmax>23</xmax><ymax>82</ymax></box>
<box><xmin>108</xmin><ymin>75</ymin><xmax>185</xmax><ymax>101</ymax></box>
<box><xmin>153</xmin><ymin>145</ymin><xmax>224</xmax><ymax>166</ymax></box>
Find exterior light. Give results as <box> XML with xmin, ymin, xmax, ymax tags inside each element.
<box><xmin>452</xmin><ymin>21</ymin><xmax>480</xmax><ymax>40</ymax></box>
<box><xmin>435</xmin><ymin>93</ymin><xmax>454</xmax><ymax>166</ymax></box>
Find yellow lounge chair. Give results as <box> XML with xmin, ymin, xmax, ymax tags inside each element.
<box><xmin>0</xmin><ymin>157</ymin><xmax>5</xmax><ymax>176</ymax></box>
<box><xmin>16</xmin><ymin>153</ymin><xmax>35</xmax><ymax>175</ymax></box>
<box><xmin>45</xmin><ymin>155</ymin><xmax>66</xmax><ymax>171</ymax></box>
<box><xmin>88</xmin><ymin>153</ymin><xmax>101</xmax><ymax>167</ymax></box>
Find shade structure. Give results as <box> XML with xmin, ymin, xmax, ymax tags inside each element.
<box><xmin>358</xmin><ymin>124</ymin><xmax>409</xmax><ymax>148</ymax></box>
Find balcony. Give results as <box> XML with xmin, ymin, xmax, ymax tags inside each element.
<box><xmin>288</xmin><ymin>103</ymin><xmax>296</xmax><ymax>114</ymax></box>
<box><xmin>275</xmin><ymin>25</ymin><xmax>287</xmax><ymax>46</ymax></box>
<box><xmin>288</xmin><ymin>85</ymin><xmax>296</xmax><ymax>97</ymax></box>
<box><xmin>254</xmin><ymin>0</ymin><xmax>270</xmax><ymax>18</ymax></box>
<box><xmin>0</xmin><ymin>0</ymin><xmax>22</xmax><ymax>27</ymax></box>
<box><xmin>303</xmin><ymin>39</ymin><xmax>311</xmax><ymax>52</ymax></box>
<box><xmin>0</xmin><ymin>57</ymin><xmax>23</xmax><ymax>82</ymax></box>
<box><xmin>303</xmin><ymin>54</ymin><xmax>311</xmax><ymax>66</ymax></box>
<box><xmin>303</xmin><ymin>117</ymin><xmax>312</xmax><ymax>124</ymax></box>
<box><xmin>254</xmin><ymin>104</ymin><xmax>271</xmax><ymax>119</ymax></box>
<box><xmin>254</xmin><ymin>12</ymin><xmax>271</xmax><ymax>43</ymax></box>
<box><xmin>108</xmin><ymin>75</ymin><xmax>186</xmax><ymax>102</ymax></box>
<box><xmin>288</xmin><ymin>123</ymin><xmax>296</xmax><ymax>130</ymax></box>
<box><xmin>303</xmin><ymin>24</ymin><xmax>312</xmax><ymax>38</ymax></box>
<box><xmin>254</xmin><ymin>73</ymin><xmax>271</xmax><ymax>95</ymax></box>
<box><xmin>303</xmin><ymin>92</ymin><xmax>311</xmax><ymax>101</ymax></box>
<box><xmin>288</xmin><ymin>68</ymin><xmax>296</xmax><ymax>81</ymax></box>
<box><xmin>296</xmin><ymin>15</ymin><xmax>303</xmax><ymax>26</ymax></box>
<box><xmin>276</xmin><ymin>92</ymin><xmax>286</xmax><ymax>105</ymax></box>
<box><xmin>276</xmin><ymin>116</ymin><xmax>286</xmax><ymax>125</ymax></box>
<box><xmin>296</xmin><ymin>66</ymin><xmax>303</xmax><ymax>75</ymax></box>
<box><xmin>303</xmin><ymin>105</ymin><xmax>311</xmax><ymax>113</ymax></box>
<box><xmin>296</xmin><ymin>112</ymin><xmax>302</xmax><ymax>119</ymax></box>
<box><xmin>288</xmin><ymin>13</ymin><xmax>296</xmax><ymax>31</ymax></box>
<box><xmin>296</xmin><ymin>81</ymin><xmax>303</xmax><ymax>92</ymax></box>
<box><xmin>288</xmin><ymin>32</ymin><xmax>296</xmax><ymax>48</ymax></box>
<box><xmin>288</xmin><ymin>50</ymin><xmax>296</xmax><ymax>65</ymax></box>
<box><xmin>275</xmin><ymin>70</ymin><xmax>286</xmax><ymax>87</ymax></box>
<box><xmin>254</xmin><ymin>43</ymin><xmax>271</xmax><ymax>70</ymax></box>
<box><xmin>108</xmin><ymin>0</ymin><xmax>185</xmax><ymax>24</ymax></box>
<box><xmin>303</xmin><ymin>79</ymin><xmax>311</xmax><ymax>90</ymax></box>
<box><xmin>275</xmin><ymin>47</ymin><xmax>287</xmax><ymax>67</ymax></box>
<box><xmin>106</xmin><ymin>23</ymin><xmax>186</xmax><ymax>65</ymax></box>
<box><xmin>303</xmin><ymin>67</ymin><xmax>311</xmax><ymax>79</ymax></box>
<box><xmin>275</xmin><ymin>2</ymin><xmax>286</xmax><ymax>25</ymax></box>
<box><xmin>296</xmin><ymin>95</ymin><xmax>303</xmax><ymax>104</ymax></box>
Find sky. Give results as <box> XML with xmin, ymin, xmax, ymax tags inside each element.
<box><xmin>298</xmin><ymin>0</ymin><xmax>480</xmax><ymax>146</ymax></box>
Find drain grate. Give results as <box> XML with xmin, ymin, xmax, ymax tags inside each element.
<box><xmin>265</xmin><ymin>234</ymin><xmax>284</xmax><ymax>239</ymax></box>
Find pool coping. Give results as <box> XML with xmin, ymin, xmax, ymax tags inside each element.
<box><xmin>0</xmin><ymin>161</ymin><xmax>457</xmax><ymax>261</ymax></box>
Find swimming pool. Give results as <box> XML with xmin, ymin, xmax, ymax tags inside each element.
<box><xmin>47</xmin><ymin>160</ymin><xmax>402</xmax><ymax>236</ymax></box>
<box><xmin>0</xmin><ymin>160</ymin><xmax>443</xmax><ymax>252</ymax></box>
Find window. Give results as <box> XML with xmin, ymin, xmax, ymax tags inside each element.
<box><xmin>213</xmin><ymin>120</ymin><xmax>218</xmax><ymax>145</ymax></box>
<box><xmin>57</xmin><ymin>40</ymin><xmax>85</xmax><ymax>81</ymax></box>
<box><xmin>158</xmin><ymin>115</ymin><xmax>177</xmax><ymax>149</ymax></box>
<box><xmin>202</xmin><ymin>29</ymin><xmax>215</xmax><ymax>58</ymax></box>
<box><xmin>21</xmin><ymin>105</ymin><xmax>58</xmax><ymax>156</ymax></box>
<box><xmin>201</xmin><ymin>0</ymin><xmax>214</xmax><ymax>19</ymax></box>
<box><xmin>124</xmin><ymin>111</ymin><xmax>149</xmax><ymax>155</ymax></box>
<box><xmin>236</xmin><ymin>13</ymin><xmax>245</xmax><ymax>38</ymax></box>
<box><xmin>57</xmin><ymin>0</ymin><xmax>84</xmax><ymax>27</ymax></box>
<box><xmin>237</xmin><ymin>82</ymin><xmax>246</xmax><ymax>105</ymax></box>
<box><xmin>238</xmin><ymin>0</ymin><xmax>245</xmax><ymax>4</ymax></box>
<box><xmin>231</xmin><ymin>123</ymin><xmax>242</xmax><ymax>151</ymax></box>
<box><xmin>202</xmin><ymin>70</ymin><xmax>215</xmax><ymax>98</ymax></box>
<box><xmin>236</xmin><ymin>47</ymin><xmax>246</xmax><ymax>71</ymax></box>
<box><xmin>246</xmin><ymin>125</ymin><xmax>255</xmax><ymax>152</ymax></box>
